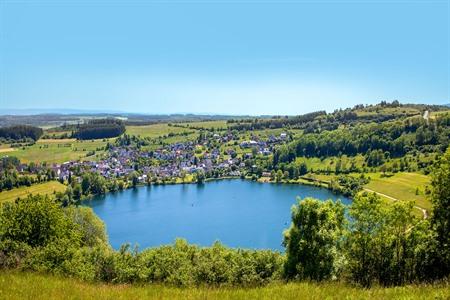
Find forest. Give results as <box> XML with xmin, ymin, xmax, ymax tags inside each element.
<box><xmin>74</xmin><ymin>119</ymin><xmax>126</xmax><ymax>140</ymax></box>
<box><xmin>0</xmin><ymin>125</ymin><xmax>43</xmax><ymax>142</ymax></box>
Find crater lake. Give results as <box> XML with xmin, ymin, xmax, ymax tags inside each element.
<box><xmin>84</xmin><ymin>179</ymin><xmax>351</xmax><ymax>251</ymax></box>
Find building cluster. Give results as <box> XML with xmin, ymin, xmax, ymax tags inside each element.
<box><xmin>44</xmin><ymin>132</ymin><xmax>289</xmax><ymax>183</ymax></box>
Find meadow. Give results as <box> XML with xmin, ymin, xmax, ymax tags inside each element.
<box><xmin>179</xmin><ymin>120</ymin><xmax>229</xmax><ymax>130</ymax></box>
<box><xmin>126</xmin><ymin>123</ymin><xmax>194</xmax><ymax>138</ymax></box>
<box><xmin>0</xmin><ymin>139</ymin><xmax>109</xmax><ymax>164</ymax></box>
<box><xmin>1</xmin><ymin>271</ymin><xmax>448</xmax><ymax>300</ymax></box>
<box><xmin>0</xmin><ymin>181</ymin><xmax>66</xmax><ymax>203</ymax></box>
<box><xmin>364</xmin><ymin>172</ymin><xmax>431</xmax><ymax>211</ymax></box>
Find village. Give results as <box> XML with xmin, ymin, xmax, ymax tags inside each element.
<box><xmin>48</xmin><ymin>131</ymin><xmax>290</xmax><ymax>184</ymax></box>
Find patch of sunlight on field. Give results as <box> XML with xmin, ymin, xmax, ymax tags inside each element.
<box><xmin>0</xmin><ymin>181</ymin><xmax>66</xmax><ymax>203</ymax></box>
<box><xmin>0</xmin><ymin>147</ymin><xmax>14</xmax><ymax>153</ymax></box>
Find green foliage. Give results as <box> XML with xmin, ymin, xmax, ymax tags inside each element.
<box><xmin>0</xmin><ymin>195</ymin><xmax>108</xmax><ymax>275</ymax></box>
<box><xmin>0</xmin><ymin>125</ymin><xmax>43</xmax><ymax>141</ymax></box>
<box><xmin>0</xmin><ymin>195</ymin><xmax>81</xmax><ymax>248</ymax></box>
<box><xmin>81</xmin><ymin>172</ymin><xmax>107</xmax><ymax>195</ymax></box>
<box><xmin>64</xmin><ymin>206</ymin><xmax>108</xmax><ymax>248</ymax></box>
<box><xmin>75</xmin><ymin>118</ymin><xmax>125</xmax><ymax>140</ymax></box>
<box><xmin>430</xmin><ymin>147</ymin><xmax>450</xmax><ymax>277</ymax></box>
<box><xmin>283</xmin><ymin>198</ymin><xmax>346</xmax><ymax>281</ymax></box>
<box><xmin>194</xmin><ymin>170</ymin><xmax>205</xmax><ymax>184</ymax></box>
<box><xmin>345</xmin><ymin>193</ymin><xmax>432</xmax><ymax>287</ymax></box>
<box><xmin>328</xmin><ymin>174</ymin><xmax>368</xmax><ymax>197</ymax></box>
<box><xmin>0</xmin><ymin>195</ymin><xmax>283</xmax><ymax>287</ymax></box>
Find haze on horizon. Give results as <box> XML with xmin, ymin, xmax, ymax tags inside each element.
<box><xmin>0</xmin><ymin>0</ymin><xmax>448</xmax><ymax>115</ymax></box>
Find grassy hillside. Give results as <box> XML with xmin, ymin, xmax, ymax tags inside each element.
<box><xmin>0</xmin><ymin>181</ymin><xmax>66</xmax><ymax>203</ymax></box>
<box><xmin>179</xmin><ymin>120</ymin><xmax>229</xmax><ymax>130</ymax></box>
<box><xmin>364</xmin><ymin>172</ymin><xmax>431</xmax><ymax>211</ymax></box>
<box><xmin>0</xmin><ymin>139</ymin><xmax>109</xmax><ymax>163</ymax></box>
<box><xmin>1</xmin><ymin>272</ymin><xmax>448</xmax><ymax>300</ymax></box>
<box><xmin>126</xmin><ymin>123</ymin><xmax>193</xmax><ymax>138</ymax></box>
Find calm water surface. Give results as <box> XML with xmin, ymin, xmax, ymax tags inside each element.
<box><xmin>85</xmin><ymin>180</ymin><xmax>351</xmax><ymax>251</ymax></box>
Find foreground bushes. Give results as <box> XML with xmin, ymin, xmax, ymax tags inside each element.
<box><xmin>0</xmin><ymin>195</ymin><xmax>283</xmax><ymax>286</ymax></box>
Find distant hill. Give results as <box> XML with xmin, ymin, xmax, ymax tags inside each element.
<box><xmin>0</xmin><ymin>108</ymin><xmax>125</xmax><ymax>115</ymax></box>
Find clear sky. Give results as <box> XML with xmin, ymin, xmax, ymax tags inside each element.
<box><xmin>0</xmin><ymin>0</ymin><xmax>448</xmax><ymax>115</ymax></box>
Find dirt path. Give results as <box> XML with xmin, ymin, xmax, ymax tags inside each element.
<box><xmin>363</xmin><ymin>188</ymin><xmax>428</xmax><ymax>219</ymax></box>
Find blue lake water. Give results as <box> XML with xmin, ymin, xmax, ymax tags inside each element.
<box><xmin>85</xmin><ymin>179</ymin><xmax>351</xmax><ymax>251</ymax></box>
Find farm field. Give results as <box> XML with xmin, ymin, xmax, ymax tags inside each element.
<box><xmin>126</xmin><ymin>123</ymin><xmax>194</xmax><ymax>138</ymax></box>
<box><xmin>310</xmin><ymin>172</ymin><xmax>431</xmax><ymax>215</ymax></box>
<box><xmin>1</xmin><ymin>271</ymin><xmax>448</xmax><ymax>300</ymax></box>
<box><xmin>364</xmin><ymin>172</ymin><xmax>431</xmax><ymax>211</ymax></box>
<box><xmin>0</xmin><ymin>139</ymin><xmax>109</xmax><ymax>164</ymax></box>
<box><xmin>0</xmin><ymin>181</ymin><xmax>66</xmax><ymax>203</ymax></box>
<box><xmin>179</xmin><ymin>120</ymin><xmax>228</xmax><ymax>130</ymax></box>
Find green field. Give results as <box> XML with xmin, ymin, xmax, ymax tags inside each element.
<box><xmin>430</xmin><ymin>110</ymin><xmax>450</xmax><ymax>118</ymax></box>
<box><xmin>294</xmin><ymin>155</ymin><xmax>366</xmax><ymax>172</ymax></box>
<box><xmin>0</xmin><ymin>139</ymin><xmax>109</xmax><ymax>164</ymax></box>
<box><xmin>0</xmin><ymin>181</ymin><xmax>66</xmax><ymax>203</ymax></box>
<box><xmin>126</xmin><ymin>124</ymin><xmax>194</xmax><ymax>138</ymax></box>
<box><xmin>355</xmin><ymin>106</ymin><xmax>421</xmax><ymax>117</ymax></box>
<box><xmin>1</xmin><ymin>272</ymin><xmax>448</xmax><ymax>300</ymax></box>
<box><xmin>364</xmin><ymin>172</ymin><xmax>431</xmax><ymax>211</ymax></box>
<box><xmin>179</xmin><ymin>120</ymin><xmax>229</xmax><ymax>130</ymax></box>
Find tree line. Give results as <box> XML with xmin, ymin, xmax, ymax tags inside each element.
<box><xmin>74</xmin><ymin>119</ymin><xmax>125</xmax><ymax>140</ymax></box>
<box><xmin>0</xmin><ymin>125</ymin><xmax>43</xmax><ymax>141</ymax></box>
<box><xmin>274</xmin><ymin>115</ymin><xmax>450</xmax><ymax>166</ymax></box>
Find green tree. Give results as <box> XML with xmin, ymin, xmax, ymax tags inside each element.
<box><xmin>430</xmin><ymin>147</ymin><xmax>450</xmax><ymax>277</ymax></box>
<box><xmin>64</xmin><ymin>206</ymin><xmax>108</xmax><ymax>248</ymax></box>
<box><xmin>72</xmin><ymin>183</ymin><xmax>83</xmax><ymax>202</ymax></box>
<box><xmin>194</xmin><ymin>170</ymin><xmax>205</xmax><ymax>184</ymax></box>
<box><xmin>283</xmin><ymin>198</ymin><xmax>346</xmax><ymax>281</ymax></box>
<box><xmin>130</xmin><ymin>172</ymin><xmax>139</xmax><ymax>188</ymax></box>
<box><xmin>0</xmin><ymin>195</ymin><xmax>81</xmax><ymax>248</ymax></box>
<box><xmin>275</xmin><ymin>170</ymin><xmax>283</xmax><ymax>182</ymax></box>
<box><xmin>345</xmin><ymin>192</ymin><xmax>387</xmax><ymax>287</ymax></box>
<box><xmin>81</xmin><ymin>174</ymin><xmax>91</xmax><ymax>195</ymax></box>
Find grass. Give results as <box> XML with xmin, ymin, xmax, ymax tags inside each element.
<box><xmin>0</xmin><ymin>139</ymin><xmax>109</xmax><ymax>164</ymax></box>
<box><xmin>294</xmin><ymin>155</ymin><xmax>366</xmax><ymax>172</ymax></box>
<box><xmin>364</xmin><ymin>172</ymin><xmax>431</xmax><ymax>211</ymax></box>
<box><xmin>0</xmin><ymin>181</ymin><xmax>66</xmax><ymax>203</ymax></box>
<box><xmin>126</xmin><ymin>124</ymin><xmax>194</xmax><ymax>138</ymax></box>
<box><xmin>430</xmin><ymin>110</ymin><xmax>450</xmax><ymax>118</ymax></box>
<box><xmin>355</xmin><ymin>106</ymin><xmax>421</xmax><ymax>117</ymax></box>
<box><xmin>179</xmin><ymin>120</ymin><xmax>229</xmax><ymax>130</ymax></box>
<box><xmin>0</xmin><ymin>271</ymin><xmax>448</xmax><ymax>300</ymax></box>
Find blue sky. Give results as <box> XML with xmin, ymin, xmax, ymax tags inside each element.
<box><xmin>0</xmin><ymin>0</ymin><xmax>448</xmax><ymax>115</ymax></box>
